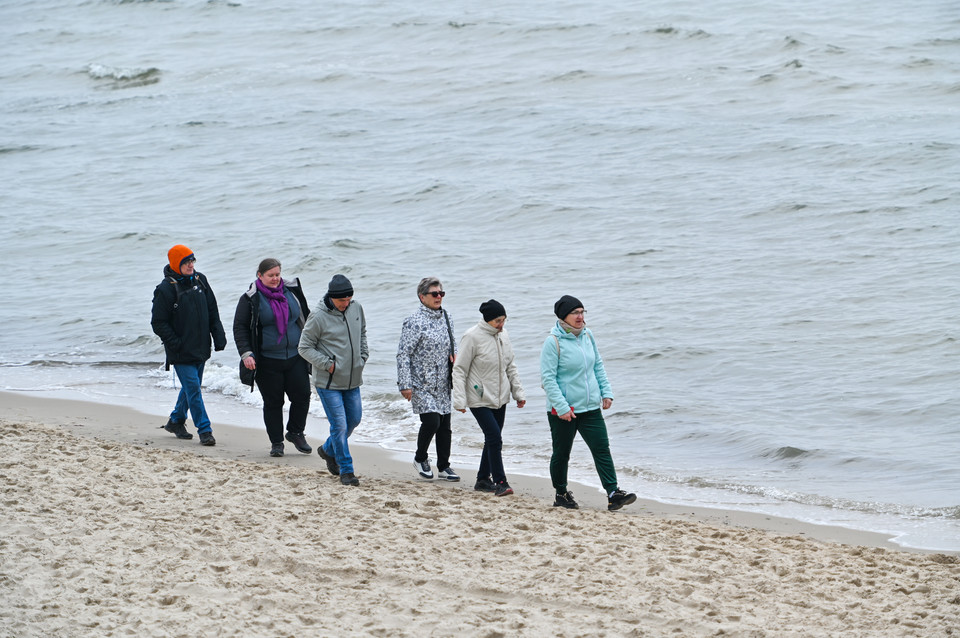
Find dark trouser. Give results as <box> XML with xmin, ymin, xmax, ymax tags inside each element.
<box><xmin>254</xmin><ymin>355</ymin><xmax>311</xmax><ymax>444</ymax></box>
<box><xmin>415</xmin><ymin>412</ymin><xmax>452</xmax><ymax>471</ymax></box>
<box><xmin>471</xmin><ymin>405</ymin><xmax>507</xmax><ymax>483</ymax></box>
<box><xmin>547</xmin><ymin>408</ymin><xmax>618</xmax><ymax>495</ymax></box>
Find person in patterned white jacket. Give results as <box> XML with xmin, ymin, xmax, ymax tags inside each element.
<box><xmin>396</xmin><ymin>277</ymin><xmax>460</xmax><ymax>482</ymax></box>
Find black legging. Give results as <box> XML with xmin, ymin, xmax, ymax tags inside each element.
<box><xmin>254</xmin><ymin>355</ymin><xmax>311</xmax><ymax>444</ymax></box>
<box><xmin>415</xmin><ymin>412</ymin><xmax>452</xmax><ymax>471</ymax></box>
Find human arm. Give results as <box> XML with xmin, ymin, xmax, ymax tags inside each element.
<box><xmin>232</xmin><ymin>294</ymin><xmax>256</xmax><ymax>368</ymax></box>
<box><xmin>202</xmin><ymin>275</ymin><xmax>227</xmax><ymax>352</ymax></box>
<box><xmin>297</xmin><ymin>310</ymin><xmax>334</xmax><ymax>372</ymax></box>
<box><xmin>396</xmin><ymin>316</ymin><xmax>419</xmax><ymax>395</ymax></box>
<box><xmin>540</xmin><ymin>334</ymin><xmax>573</xmax><ymax>419</ymax></box>
<box><xmin>451</xmin><ymin>331</ymin><xmax>475</xmax><ymax>411</ymax></box>
<box><xmin>589</xmin><ymin>330</ymin><xmax>614</xmax><ymax>406</ymax></box>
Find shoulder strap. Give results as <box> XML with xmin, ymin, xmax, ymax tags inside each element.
<box><xmin>553</xmin><ymin>334</ymin><xmax>560</xmax><ymax>356</ymax></box>
<box><xmin>442</xmin><ymin>309</ymin><xmax>454</xmax><ymax>356</ymax></box>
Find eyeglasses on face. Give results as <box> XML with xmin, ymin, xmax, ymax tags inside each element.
<box><xmin>570</xmin><ymin>310</ymin><xmax>586</xmax><ymax>316</ymax></box>
<box><xmin>426</xmin><ymin>290</ymin><xmax>446</xmax><ymax>298</ymax></box>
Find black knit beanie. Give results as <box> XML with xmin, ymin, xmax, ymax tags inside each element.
<box><xmin>327</xmin><ymin>274</ymin><xmax>354</xmax><ymax>299</ymax></box>
<box><xmin>554</xmin><ymin>295</ymin><xmax>583</xmax><ymax>319</ymax></box>
<box><xmin>479</xmin><ymin>299</ymin><xmax>506</xmax><ymax>322</ymax></box>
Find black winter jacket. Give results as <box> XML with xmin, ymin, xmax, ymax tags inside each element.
<box><xmin>151</xmin><ymin>266</ymin><xmax>227</xmax><ymax>368</ymax></box>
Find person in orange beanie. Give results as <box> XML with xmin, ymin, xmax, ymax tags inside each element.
<box><xmin>151</xmin><ymin>244</ymin><xmax>227</xmax><ymax>446</ymax></box>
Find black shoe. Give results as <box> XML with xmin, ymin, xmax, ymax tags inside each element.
<box><xmin>270</xmin><ymin>443</ymin><xmax>284</xmax><ymax>457</ymax></box>
<box><xmin>553</xmin><ymin>491</ymin><xmax>579</xmax><ymax>509</ymax></box>
<box><xmin>494</xmin><ymin>482</ymin><xmax>514</xmax><ymax>497</ymax></box>
<box><xmin>607</xmin><ymin>489</ymin><xmax>637</xmax><ymax>511</ymax></box>
<box><xmin>198</xmin><ymin>431</ymin><xmax>216</xmax><ymax>447</ymax></box>
<box><xmin>474</xmin><ymin>478</ymin><xmax>497</xmax><ymax>492</ymax></box>
<box><xmin>317</xmin><ymin>446</ymin><xmax>339</xmax><ymax>476</ymax></box>
<box><xmin>285</xmin><ymin>431</ymin><xmax>312</xmax><ymax>454</ymax></box>
<box><xmin>163</xmin><ymin>419</ymin><xmax>193</xmax><ymax>440</ymax></box>
<box><xmin>340</xmin><ymin>472</ymin><xmax>360</xmax><ymax>486</ymax></box>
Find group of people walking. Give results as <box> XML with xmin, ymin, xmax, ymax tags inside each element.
<box><xmin>151</xmin><ymin>244</ymin><xmax>636</xmax><ymax>511</ymax></box>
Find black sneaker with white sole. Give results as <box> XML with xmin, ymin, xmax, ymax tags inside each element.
<box><xmin>607</xmin><ymin>489</ymin><xmax>637</xmax><ymax>511</ymax></box>
<box><xmin>413</xmin><ymin>459</ymin><xmax>434</xmax><ymax>479</ymax></box>
<box><xmin>437</xmin><ymin>467</ymin><xmax>460</xmax><ymax>482</ymax></box>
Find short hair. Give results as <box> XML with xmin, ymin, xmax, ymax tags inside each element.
<box><xmin>417</xmin><ymin>277</ymin><xmax>442</xmax><ymax>297</ymax></box>
<box><xmin>257</xmin><ymin>258</ymin><xmax>281</xmax><ymax>275</ymax></box>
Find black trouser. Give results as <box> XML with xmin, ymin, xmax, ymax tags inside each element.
<box><xmin>254</xmin><ymin>355</ymin><xmax>311</xmax><ymax>444</ymax></box>
<box><xmin>471</xmin><ymin>405</ymin><xmax>507</xmax><ymax>483</ymax></box>
<box><xmin>415</xmin><ymin>412</ymin><xmax>452</xmax><ymax>471</ymax></box>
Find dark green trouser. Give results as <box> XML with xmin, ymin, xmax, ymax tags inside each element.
<box><xmin>548</xmin><ymin>408</ymin><xmax>618</xmax><ymax>495</ymax></box>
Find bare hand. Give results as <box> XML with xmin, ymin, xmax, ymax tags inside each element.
<box><xmin>456</xmin><ymin>408</ymin><xmax>466</xmax><ymax>413</ymax></box>
<box><xmin>449</xmin><ymin>354</ymin><xmax>456</xmax><ymax>363</ymax></box>
<box><xmin>400</xmin><ymin>389</ymin><xmax>412</xmax><ymax>401</ymax></box>
<box><xmin>243</xmin><ymin>357</ymin><xmax>256</xmax><ymax>370</ymax></box>
<box><xmin>516</xmin><ymin>400</ymin><xmax>526</xmax><ymax>409</ymax></box>
<box><xmin>559</xmin><ymin>409</ymin><xmax>575</xmax><ymax>422</ymax></box>
<box><xmin>327</xmin><ymin>363</ymin><xmax>335</xmax><ymax>374</ymax></box>
<box><xmin>602</xmin><ymin>398</ymin><xmax>613</xmax><ymax>410</ymax></box>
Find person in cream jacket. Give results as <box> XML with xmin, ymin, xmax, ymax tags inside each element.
<box><xmin>452</xmin><ymin>299</ymin><xmax>526</xmax><ymax>496</ymax></box>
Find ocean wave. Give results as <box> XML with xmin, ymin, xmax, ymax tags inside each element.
<box><xmin>85</xmin><ymin>64</ymin><xmax>160</xmax><ymax>88</ymax></box>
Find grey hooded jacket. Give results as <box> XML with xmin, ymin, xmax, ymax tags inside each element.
<box><xmin>298</xmin><ymin>297</ymin><xmax>368</xmax><ymax>390</ymax></box>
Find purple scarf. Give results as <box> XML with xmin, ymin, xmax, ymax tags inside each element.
<box><xmin>255</xmin><ymin>279</ymin><xmax>290</xmax><ymax>343</ymax></box>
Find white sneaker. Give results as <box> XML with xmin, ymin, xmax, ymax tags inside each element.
<box><xmin>437</xmin><ymin>467</ymin><xmax>460</xmax><ymax>482</ymax></box>
<box><xmin>414</xmin><ymin>458</ymin><xmax>434</xmax><ymax>479</ymax></box>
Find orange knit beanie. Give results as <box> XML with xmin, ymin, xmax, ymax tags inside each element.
<box><xmin>167</xmin><ymin>244</ymin><xmax>195</xmax><ymax>273</ymax></box>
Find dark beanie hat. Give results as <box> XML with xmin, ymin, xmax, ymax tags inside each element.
<box><xmin>479</xmin><ymin>299</ymin><xmax>506</xmax><ymax>322</ymax></box>
<box><xmin>554</xmin><ymin>295</ymin><xmax>584</xmax><ymax>319</ymax></box>
<box><xmin>327</xmin><ymin>274</ymin><xmax>354</xmax><ymax>299</ymax></box>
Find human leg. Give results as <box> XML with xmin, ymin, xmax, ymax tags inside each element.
<box><xmin>434</xmin><ymin>412</ymin><xmax>453</xmax><ymax>471</ymax></box>
<box><xmin>471</xmin><ymin>405</ymin><xmax>507</xmax><ymax>484</ymax></box>
<box><xmin>254</xmin><ymin>356</ymin><xmax>286</xmax><ymax>444</ymax></box>
<box><xmin>316</xmin><ymin>388</ymin><xmax>355</xmax><ymax>475</ymax></box>
<box><xmin>173</xmin><ymin>362</ymin><xmax>212</xmax><ymax>434</ymax></box>
<box><xmin>547</xmin><ymin>411</ymin><xmax>577</xmax><ymax>494</ymax></box>
<box><xmin>415</xmin><ymin>412</ymin><xmax>441</xmax><ymax>464</ymax></box>
<box><xmin>575</xmin><ymin>409</ymin><xmax>618</xmax><ymax>494</ymax></box>
<box><xmin>284</xmin><ymin>356</ymin><xmax>312</xmax><ymax>435</ymax></box>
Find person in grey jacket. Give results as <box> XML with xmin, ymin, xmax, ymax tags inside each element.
<box><xmin>298</xmin><ymin>274</ymin><xmax>368</xmax><ymax>486</ymax></box>
<box><xmin>452</xmin><ymin>300</ymin><xmax>526</xmax><ymax>496</ymax></box>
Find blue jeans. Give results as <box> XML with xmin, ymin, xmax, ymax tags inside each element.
<box><xmin>316</xmin><ymin>387</ymin><xmax>362</xmax><ymax>474</ymax></box>
<box><xmin>170</xmin><ymin>362</ymin><xmax>212</xmax><ymax>434</ymax></box>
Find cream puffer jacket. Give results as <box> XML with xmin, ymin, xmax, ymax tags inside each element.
<box><xmin>452</xmin><ymin>320</ymin><xmax>525</xmax><ymax>410</ymax></box>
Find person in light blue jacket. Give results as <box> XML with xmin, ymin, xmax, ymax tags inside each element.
<box><xmin>540</xmin><ymin>295</ymin><xmax>636</xmax><ymax>512</ymax></box>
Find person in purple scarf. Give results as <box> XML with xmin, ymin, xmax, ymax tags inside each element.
<box><xmin>233</xmin><ymin>258</ymin><xmax>312</xmax><ymax>457</ymax></box>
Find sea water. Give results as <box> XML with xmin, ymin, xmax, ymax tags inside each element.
<box><xmin>2</xmin><ymin>0</ymin><xmax>958</xmax><ymax>551</ymax></box>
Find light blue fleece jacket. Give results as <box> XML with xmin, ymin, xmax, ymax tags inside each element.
<box><xmin>540</xmin><ymin>321</ymin><xmax>613</xmax><ymax>414</ymax></box>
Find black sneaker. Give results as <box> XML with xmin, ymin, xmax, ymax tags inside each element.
<box><xmin>437</xmin><ymin>467</ymin><xmax>460</xmax><ymax>482</ymax></box>
<box><xmin>413</xmin><ymin>458</ymin><xmax>433</xmax><ymax>479</ymax></box>
<box><xmin>198</xmin><ymin>431</ymin><xmax>216</xmax><ymax>447</ymax></box>
<box><xmin>317</xmin><ymin>446</ymin><xmax>339</xmax><ymax>476</ymax></box>
<box><xmin>285</xmin><ymin>431</ymin><xmax>312</xmax><ymax>454</ymax></box>
<box><xmin>270</xmin><ymin>443</ymin><xmax>284</xmax><ymax>457</ymax></box>
<box><xmin>553</xmin><ymin>491</ymin><xmax>579</xmax><ymax>509</ymax></box>
<box><xmin>607</xmin><ymin>489</ymin><xmax>637</xmax><ymax>511</ymax></box>
<box><xmin>494</xmin><ymin>482</ymin><xmax>514</xmax><ymax>497</ymax></box>
<box><xmin>163</xmin><ymin>419</ymin><xmax>193</xmax><ymax>440</ymax></box>
<box><xmin>474</xmin><ymin>478</ymin><xmax>497</xmax><ymax>492</ymax></box>
<box><xmin>340</xmin><ymin>472</ymin><xmax>360</xmax><ymax>486</ymax></box>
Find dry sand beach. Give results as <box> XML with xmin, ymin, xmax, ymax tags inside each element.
<box><xmin>1</xmin><ymin>392</ymin><xmax>958</xmax><ymax>637</ymax></box>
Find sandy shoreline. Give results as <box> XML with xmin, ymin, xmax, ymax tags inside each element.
<box><xmin>2</xmin><ymin>391</ymin><xmax>959</xmax><ymax>636</ymax></box>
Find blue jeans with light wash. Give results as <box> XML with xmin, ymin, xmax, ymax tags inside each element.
<box><xmin>316</xmin><ymin>387</ymin><xmax>362</xmax><ymax>475</ymax></box>
<box><xmin>170</xmin><ymin>362</ymin><xmax>212</xmax><ymax>434</ymax></box>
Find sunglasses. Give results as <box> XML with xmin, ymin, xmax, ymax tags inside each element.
<box><xmin>426</xmin><ymin>291</ymin><xmax>446</xmax><ymax>298</ymax></box>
